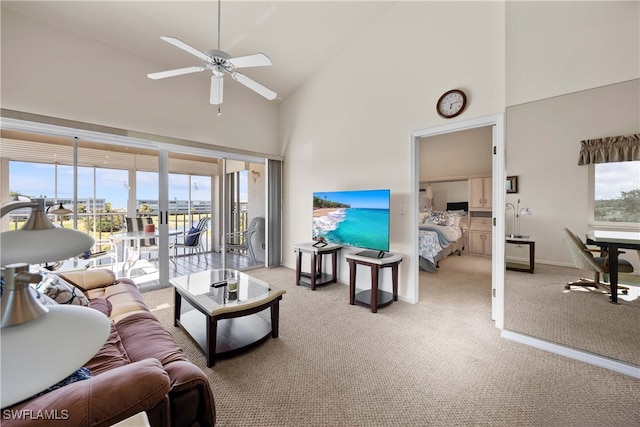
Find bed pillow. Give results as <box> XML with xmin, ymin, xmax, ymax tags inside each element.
<box><xmin>418</xmin><ymin>212</ymin><xmax>430</xmax><ymax>224</ymax></box>
<box><xmin>36</xmin><ymin>273</ymin><xmax>90</xmax><ymax>306</ymax></box>
<box><xmin>428</xmin><ymin>211</ymin><xmax>450</xmax><ymax>226</ymax></box>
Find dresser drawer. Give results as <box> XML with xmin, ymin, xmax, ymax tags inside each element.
<box><xmin>469</xmin><ymin>218</ymin><xmax>492</xmax><ymax>231</ymax></box>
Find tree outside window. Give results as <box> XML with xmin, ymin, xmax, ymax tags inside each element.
<box><xmin>594</xmin><ymin>161</ymin><xmax>640</xmax><ymax>223</ymax></box>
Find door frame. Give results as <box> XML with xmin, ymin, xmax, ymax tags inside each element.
<box><xmin>411</xmin><ymin>113</ymin><xmax>505</xmax><ymax>328</ymax></box>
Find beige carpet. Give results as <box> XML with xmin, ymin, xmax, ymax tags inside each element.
<box><xmin>506</xmin><ymin>263</ymin><xmax>640</xmax><ymax>365</ymax></box>
<box><xmin>143</xmin><ymin>259</ymin><xmax>640</xmax><ymax>426</ymax></box>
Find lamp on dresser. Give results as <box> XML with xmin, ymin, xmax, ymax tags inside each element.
<box><xmin>0</xmin><ymin>198</ymin><xmax>110</xmax><ymax>408</ymax></box>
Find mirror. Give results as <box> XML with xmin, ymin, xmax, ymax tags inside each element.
<box><xmin>504</xmin><ymin>79</ymin><xmax>640</xmax><ymax>366</ymax></box>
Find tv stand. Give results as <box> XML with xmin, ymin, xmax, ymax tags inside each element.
<box><xmin>355</xmin><ymin>249</ymin><xmax>392</xmax><ymax>259</ymax></box>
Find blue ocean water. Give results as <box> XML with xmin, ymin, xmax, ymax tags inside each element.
<box><xmin>313</xmin><ymin>208</ymin><xmax>389</xmax><ymax>251</ymax></box>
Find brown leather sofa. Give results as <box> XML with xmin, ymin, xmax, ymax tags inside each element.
<box><xmin>2</xmin><ymin>269</ymin><xmax>215</xmax><ymax>427</ymax></box>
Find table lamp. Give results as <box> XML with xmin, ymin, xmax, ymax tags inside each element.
<box><xmin>1</xmin><ymin>198</ymin><xmax>110</xmax><ymax>408</ymax></box>
<box><xmin>505</xmin><ymin>199</ymin><xmax>533</xmax><ymax>238</ymax></box>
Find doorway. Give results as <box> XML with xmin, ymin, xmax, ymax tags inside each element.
<box><xmin>411</xmin><ymin>114</ymin><xmax>505</xmax><ymax>327</ymax></box>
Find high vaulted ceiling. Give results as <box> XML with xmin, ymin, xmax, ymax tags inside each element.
<box><xmin>2</xmin><ymin>1</ymin><xmax>397</xmax><ymax>102</ymax></box>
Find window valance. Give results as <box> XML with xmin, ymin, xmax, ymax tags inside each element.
<box><xmin>578</xmin><ymin>133</ymin><xmax>640</xmax><ymax>165</ymax></box>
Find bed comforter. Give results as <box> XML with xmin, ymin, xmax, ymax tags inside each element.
<box><xmin>418</xmin><ymin>223</ymin><xmax>463</xmax><ymax>272</ymax></box>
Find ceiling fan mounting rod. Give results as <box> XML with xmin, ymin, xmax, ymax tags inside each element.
<box><xmin>217</xmin><ymin>0</ymin><xmax>221</xmax><ymax>51</ymax></box>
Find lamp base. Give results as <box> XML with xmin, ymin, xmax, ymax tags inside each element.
<box><xmin>507</xmin><ymin>234</ymin><xmax>530</xmax><ymax>239</ymax></box>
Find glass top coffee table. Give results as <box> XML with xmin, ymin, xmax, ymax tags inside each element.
<box><xmin>170</xmin><ymin>269</ymin><xmax>285</xmax><ymax>367</ymax></box>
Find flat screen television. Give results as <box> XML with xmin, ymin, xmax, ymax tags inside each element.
<box><xmin>313</xmin><ymin>189</ymin><xmax>390</xmax><ymax>256</ymax></box>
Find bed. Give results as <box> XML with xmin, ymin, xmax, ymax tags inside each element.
<box><xmin>418</xmin><ymin>203</ymin><xmax>467</xmax><ymax>272</ymax></box>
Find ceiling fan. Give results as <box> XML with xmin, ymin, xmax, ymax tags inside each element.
<box><xmin>147</xmin><ymin>0</ymin><xmax>276</xmax><ymax>107</ymax></box>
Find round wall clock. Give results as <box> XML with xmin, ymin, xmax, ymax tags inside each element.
<box><xmin>436</xmin><ymin>89</ymin><xmax>467</xmax><ymax>119</ymax></box>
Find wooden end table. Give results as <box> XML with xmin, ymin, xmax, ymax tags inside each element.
<box><xmin>293</xmin><ymin>242</ymin><xmax>342</xmax><ymax>290</ymax></box>
<box><xmin>345</xmin><ymin>251</ymin><xmax>403</xmax><ymax>313</ymax></box>
<box><xmin>506</xmin><ymin>237</ymin><xmax>535</xmax><ymax>274</ymax></box>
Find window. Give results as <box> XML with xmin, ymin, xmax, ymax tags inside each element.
<box><xmin>593</xmin><ymin>160</ymin><xmax>640</xmax><ymax>223</ymax></box>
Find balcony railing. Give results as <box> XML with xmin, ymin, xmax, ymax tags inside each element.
<box><xmin>5</xmin><ymin>208</ymin><xmax>252</xmax><ymax>259</ymax></box>
<box><xmin>5</xmin><ymin>211</ymin><xmax>214</xmax><ymax>254</ymax></box>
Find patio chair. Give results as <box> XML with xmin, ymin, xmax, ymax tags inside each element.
<box><xmin>170</xmin><ymin>217</ymin><xmax>210</xmax><ymax>270</ymax></box>
<box><xmin>223</xmin><ymin>217</ymin><xmax>263</xmax><ymax>263</ymax></box>
<box><xmin>125</xmin><ymin>217</ymin><xmax>159</xmax><ymax>261</ymax></box>
<box><xmin>81</xmin><ymin>238</ymin><xmax>118</xmax><ymax>269</ymax></box>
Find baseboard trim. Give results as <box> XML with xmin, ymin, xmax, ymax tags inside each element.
<box><xmin>501</xmin><ymin>329</ymin><xmax>640</xmax><ymax>378</ymax></box>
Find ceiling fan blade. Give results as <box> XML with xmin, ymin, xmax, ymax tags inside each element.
<box><xmin>228</xmin><ymin>53</ymin><xmax>272</xmax><ymax>68</ymax></box>
<box><xmin>210</xmin><ymin>76</ymin><xmax>224</xmax><ymax>105</ymax></box>
<box><xmin>232</xmin><ymin>72</ymin><xmax>277</xmax><ymax>100</ymax></box>
<box><xmin>160</xmin><ymin>36</ymin><xmax>210</xmax><ymax>61</ymax></box>
<box><xmin>147</xmin><ymin>66</ymin><xmax>205</xmax><ymax>80</ymax></box>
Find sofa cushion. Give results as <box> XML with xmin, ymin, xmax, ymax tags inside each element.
<box><xmin>59</xmin><ymin>268</ymin><xmax>117</xmax><ymax>292</ymax></box>
<box><xmin>103</xmin><ymin>282</ymin><xmax>149</xmax><ymax>322</ymax></box>
<box><xmin>84</xmin><ymin>322</ymin><xmax>131</xmax><ymax>376</ymax></box>
<box><xmin>2</xmin><ymin>359</ymin><xmax>171</xmax><ymax>427</ymax></box>
<box><xmin>36</xmin><ymin>273</ymin><xmax>89</xmax><ymax>306</ymax></box>
<box><xmin>89</xmin><ymin>297</ymin><xmax>113</xmax><ymax>317</ymax></box>
<box><xmin>116</xmin><ymin>311</ymin><xmax>188</xmax><ymax>367</ymax></box>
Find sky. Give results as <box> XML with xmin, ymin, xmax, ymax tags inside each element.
<box><xmin>594</xmin><ymin>161</ymin><xmax>640</xmax><ymax>200</ymax></box>
<box><xmin>9</xmin><ymin>160</ymin><xmax>636</xmax><ymax>208</ymax></box>
<box><xmin>8</xmin><ymin>161</ymin><xmax>247</xmax><ymax>209</ymax></box>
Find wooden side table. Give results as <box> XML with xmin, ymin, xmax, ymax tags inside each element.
<box><xmin>506</xmin><ymin>237</ymin><xmax>535</xmax><ymax>273</ymax></box>
<box><xmin>345</xmin><ymin>252</ymin><xmax>403</xmax><ymax>313</ymax></box>
<box><xmin>293</xmin><ymin>242</ymin><xmax>342</xmax><ymax>290</ymax></box>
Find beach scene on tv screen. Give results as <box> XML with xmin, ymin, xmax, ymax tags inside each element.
<box><xmin>312</xmin><ymin>189</ymin><xmax>390</xmax><ymax>251</ymax></box>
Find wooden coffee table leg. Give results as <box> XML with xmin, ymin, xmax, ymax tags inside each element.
<box><xmin>271</xmin><ymin>300</ymin><xmax>280</xmax><ymax>338</ymax></box>
<box><xmin>174</xmin><ymin>289</ymin><xmax>182</xmax><ymax>327</ymax></box>
<box><xmin>207</xmin><ymin>315</ymin><xmax>217</xmax><ymax>367</ymax></box>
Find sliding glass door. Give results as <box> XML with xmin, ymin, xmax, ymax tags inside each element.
<box><xmin>1</xmin><ymin>126</ymin><xmax>278</xmax><ymax>287</ymax></box>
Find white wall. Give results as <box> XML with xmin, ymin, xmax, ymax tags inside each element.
<box><xmin>280</xmin><ymin>2</ymin><xmax>505</xmax><ymax>297</ymax></box>
<box><xmin>506</xmin><ymin>1</ymin><xmax>640</xmax><ymax>106</ymax></box>
<box><xmin>505</xmin><ymin>1</ymin><xmax>640</xmax><ymax>270</ymax></box>
<box><xmin>0</xmin><ymin>9</ymin><xmax>281</xmax><ymax>157</ymax></box>
<box><xmin>419</xmin><ymin>126</ymin><xmax>493</xmax><ymax>180</ymax></box>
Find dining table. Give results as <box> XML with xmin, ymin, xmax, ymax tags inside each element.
<box><xmin>586</xmin><ymin>230</ymin><xmax>640</xmax><ymax>304</ymax></box>
<box><xmin>110</xmin><ymin>229</ymin><xmax>181</xmax><ymax>275</ymax></box>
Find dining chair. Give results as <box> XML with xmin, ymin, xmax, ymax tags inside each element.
<box><xmin>563</xmin><ymin>227</ymin><xmax>633</xmax><ymax>293</ymax></box>
<box><xmin>125</xmin><ymin>217</ymin><xmax>159</xmax><ymax>261</ymax></box>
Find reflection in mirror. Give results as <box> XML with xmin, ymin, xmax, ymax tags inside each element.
<box><xmin>504</xmin><ymin>79</ymin><xmax>640</xmax><ymax>367</ymax></box>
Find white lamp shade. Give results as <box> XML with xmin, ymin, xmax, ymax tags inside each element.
<box><xmin>0</xmin><ymin>228</ymin><xmax>94</xmax><ymax>266</ymax></box>
<box><xmin>1</xmin><ymin>305</ymin><xmax>110</xmax><ymax>408</ymax></box>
